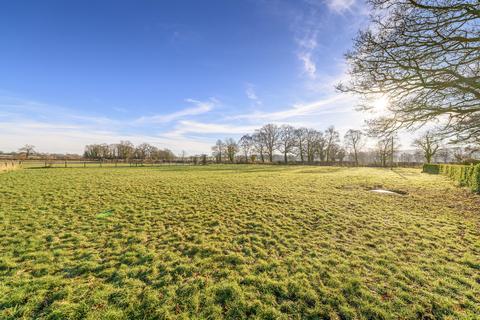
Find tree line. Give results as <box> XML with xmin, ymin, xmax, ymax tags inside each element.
<box><xmin>211</xmin><ymin>124</ymin><xmax>480</xmax><ymax>166</ymax></box>
<box><xmin>83</xmin><ymin>141</ymin><xmax>175</xmax><ymax>161</ymax></box>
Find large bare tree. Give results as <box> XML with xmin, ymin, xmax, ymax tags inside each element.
<box><xmin>278</xmin><ymin>125</ymin><xmax>296</xmax><ymax>163</ymax></box>
<box><xmin>324</xmin><ymin>126</ymin><xmax>340</xmax><ymax>163</ymax></box>
<box><xmin>238</xmin><ymin>134</ymin><xmax>253</xmax><ymax>163</ymax></box>
<box><xmin>294</xmin><ymin>128</ymin><xmax>308</xmax><ymax>163</ymax></box>
<box><xmin>259</xmin><ymin>124</ymin><xmax>280</xmax><ymax>162</ymax></box>
<box><xmin>344</xmin><ymin>129</ymin><xmax>364</xmax><ymax>166</ymax></box>
<box><xmin>339</xmin><ymin>0</ymin><xmax>480</xmax><ymax>143</ymax></box>
<box><xmin>413</xmin><ymin>131</ymin><xmax>440</xmax><ymax>163</ymax></box>
<box><xmin>212</xmin><ymin>139</ymin><xmax>225</xmax><ymax>163</ymax></box>
<box><xmin>19</xmin><ymin>144</ymin><xmax>35</xmax><ymax>159</ymax></box>
<box><xmin>224</xmin><ymin>138</ymin><xmax>239</xmax><ymax>163</ymax></box>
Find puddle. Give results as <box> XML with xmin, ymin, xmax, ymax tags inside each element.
<box><xmin>369</xmin><ymin>189</ymin><xmax>406</xmax><ymax>196</ymax></box>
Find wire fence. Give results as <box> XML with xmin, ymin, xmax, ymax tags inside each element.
<box><xmin>3</xmin><ymin>159</ymin><xmax>425</xmax><ymax>169</ymax></box>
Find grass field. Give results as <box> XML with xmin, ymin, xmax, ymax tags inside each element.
<box><xmin>0</xmin><ymin>165</ymin><xmax>479</xmax><ymax>319</ymax></box>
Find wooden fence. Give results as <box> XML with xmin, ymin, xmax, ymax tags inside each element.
<box><xmin>17</xmin><ymin>159</ymin><xmax>199</xmax><ymax>169</ymax></box>
<box><xmin>11</xmin><ymin>159</ymin><xmax>424</xmax><ymax>169</ymax></box>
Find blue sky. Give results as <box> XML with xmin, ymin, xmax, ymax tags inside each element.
<box><xmin>0</xmin><ymin>0</ymin><xmax>373</xmax><ymax>154</ymax></box>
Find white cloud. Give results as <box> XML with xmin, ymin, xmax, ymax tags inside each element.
<box><xmin>172</xmin><ymin>120</ymin><xmax>258</xmax><ymax>135</ymax></box>
<box><xmin>0</xmin><ymin>120</ymin><xmax>213</xmax><ymax>155</ymax></box>
<box><xmin>298</xmin><ymin>51</ymin><xmax>317</xmax><ymax>79</ymax></box>
<box><xmin>230</xmin><ymin>94</ymin><xmax>355</xmax><ymax>121</ymax></box>
<box><xmin>135</xmin><ymin>98</ymin><xmax>217</xmax><ymax>124</ymax></box>
<box><xmin>325</xmin><ymin>0</ymin><xmax>356</xmax><ymax>13</ymax></box>
<box><xmin>0</xmin><ymin>96</ymin><xmax>220</xmax><ymax>155</ymax></box>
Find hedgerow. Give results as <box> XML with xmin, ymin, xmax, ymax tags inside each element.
<box><xmin>423</xmin><ymin>163</ymin><xmax>480</xmax><ymax>193</ymax></box>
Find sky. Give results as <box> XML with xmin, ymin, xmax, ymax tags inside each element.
<box><xmin>0</xmin><ymin>0</ymin><xmax>376</xmax><ymax>155</ymax></box>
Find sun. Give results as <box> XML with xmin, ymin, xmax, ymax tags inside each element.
<box><xmin>372</xmin><ymin>96</ymin><xmax>390</xmax><ymax>112</ymax></box>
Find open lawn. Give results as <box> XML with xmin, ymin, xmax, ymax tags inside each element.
<box><xmin>0</xmin><ymin>165</ymin><xmax>479</xmax><ymax>319</ymax></box>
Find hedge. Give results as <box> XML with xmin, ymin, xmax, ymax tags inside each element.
<box><xmin>423</xmin><ymin>163</ymin><xmax>480</xmax><ymax>193</ymax></box>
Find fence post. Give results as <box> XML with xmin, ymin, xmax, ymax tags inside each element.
<box><xmin>65</xmin><ymin>161</ymin><xmax>67</xmax><ymax>168</ymax></box>
<box><xmin>84</xmin><ymin>161</ymin><xmax>86</xmax><ymax>168</ymax></box>
<box><xmin>45</xmin><ymin>160</ymin><xmax>47</xmax><ymax>168</ymax></box>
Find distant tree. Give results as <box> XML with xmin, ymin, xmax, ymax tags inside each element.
<box><xmin>465</xmin><ymin>145</ymin><xmax>480</xmax><ymax>159</ymax></box>
<box><xmin>252</xmin><ymin>131</ymin><xmax>266</xmax><ymax>163</ymax></box>
<box><xmin>259</xmin><ymin>124</ymin><xmax>280</xmax><ymax>162</ymax></box>
<box><xmin>400</xmin><ymin>152</ymin><xmax>413</xmax><ymax>163</ymax></box>
<box><xmin>294</xmin><ymin>128</ymin><xmax>308</xmax><ymax>163</ymax></box>
<box><xmin>224</xmin><ymin>138</ymin><xmax>238</xmax><ymax>163</ymax></box>
<box><xmin>324</xmin><ymin>126</ymin><xmax>340</xmax><ymax>163</ymax></box>
<box><xmin>305</xmin><ymin>129</ymin><xmax>322</xmax><ymax>163</ymax></box>
<box><xmin>84</xmin><ymin>144</ymin><xmax>100</xmax><ymax>160</ymax></box>
<box><xmin>19</xmin><ymin>144</ymin><xmax>35</xmax><ymax>159</ymax></box>
<box><xmin>413</xmin><ymin>131</ymin><xmax>440</xmax><ymax>164</ymax></box>
<box><xmin>135</xmin><ymin>143</ymin><xmax>153</xmax><ymax>160</ymax></box>
<box><xmin>376</xmin><ymin>134</ymin><xmax>400</xmax><ymax>167</ymax></box>
<box><xmin>437</xmin><ymin>147</ymin><xmax>451</xmax><ymax>164</ymax></box>
<box><xmin>312</xmin><ymin>130</ymin><xmax>326</xmax><ymax>162</ymax></box>
<box><xmin>339</xmin><ymin>0</ymin><xmax>480</xmax><ymax>143</ymax></box>
<box><xmin>98</xmin><ymin>143</ymin><xmax>111</xmax><ymax>159</ymax></box>
<box><xmin>211</xmin><ymin>140</ymin><xmax>224</xmax><ymax>163</ymax></box>
<box><xmin>278</xmin><ymin>125</ymin><xmax>296</xmax><ymax>163</ymax></box>
<box><xmin>344</xmin><ymin>129</ymin><xmax>364</xmax><ymax>166</ymax></box>
<box><xmin>336</xmin><ymin>147</ymin><xmax>347</xmax><ymax>163</ymax></box>
<box><xmin>117</xmin><ymin>141</ymin><xmax>135</xmax><ymax>160</ymax></box>
<box><xmin>239</xmin><ymin>134</ymin><xmax>253</xmax><ymax>163</ymax></box>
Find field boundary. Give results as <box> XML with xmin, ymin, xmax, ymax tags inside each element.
<box><xmin>0</xmin><ymin>160</ymin><xmax>20</xmax><ymax>172</ymax></box>
<box><xmin>7</xmin><ymin>158</ymin><xmax>425</xmax><ymax>169</ymax></box>
<box><xmin>423</xmin><ymin>163</ymin><xmax>480</xmax><ymax>193</ymax></box>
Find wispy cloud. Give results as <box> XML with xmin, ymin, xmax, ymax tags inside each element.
<box><xmin>325</xmin><ymin>0</ymin><xmax>356</xmax><ymax>13</ymax></box>
<box><xmin>168</xmin><ymin>120</ymin><xmax>258</xmax><ymax>136</ymax></box>
<box><xmin>245</xmin><ymin>83</ymin><xmax>262</xmax><ymax>105</ymax></box>
<box><xmin>297</xmin><ymin>51</ymin><xmax>317</xmax><ymax>79</ymax></box>
<box><xmin>135</xmin><ymin>98</ymin><xmax>217</xmax><ymax>124</ymax></box>
<box><xmin>230</xmin><ymin>94</ymin><xmax>355</xmax><ymax>121</ymax></box>
<box><xmin>0</xmin><ymin>120</ymin><xmax>213</xmax><ymax>155</ymax></box>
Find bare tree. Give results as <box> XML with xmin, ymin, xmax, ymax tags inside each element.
<box><xmin>19</xmin><ymin>144</ymin><xmax>35</xmax><ymax>159</ymax></box>
<box><xmin>84</xmin><ymin>144</ymin><xmax>101</xmax><ymax>160</ymax></box>
<box><xmin>336</xmin><ymin>147</ymin><xmax>346</xmax><ymax>164</ymax></box>
<box><xmin>339</xmin><ymin>0</ymin><xmax>480</xmax><ymax>143</ymax></box>
<box><xmin>304</xmin><ymin>129</ymin><xmax>320</xmax><ymax>163</ymax></box>
<box><xmin>437</xmin><ymin>146</ymin><xmax>451</xmax><ymax>163</ymax></box>
<box><xmin>211</xmin><ymin>140</ymin><xmax>224</xmax><ymax>163</ymax></box>
<box><xmin>259</xmin><ymin>124</ymin><xmax>280</xmax><ymax>162</ymax></box>
<box><xmin>238</xmin><ymin>134</ymin><xmax>253</xmax><ymax>163</ymax></box>
<box><xmin>278</xmin><ymin>125</ymin><xmax>296</xmax><ymax>163</ymax></box>
<box><xmin>224</xmin><ymin>138</ymin><xmax>238</xmax><ymax>163</ymax></box>
<box><xmin>135</xmin><ymin>143</ymin><xmax>153</xmax><ymax>160</ymax></box>
<box><xmin>294</xmin><ymin>128</ymin><xmax>308</xmax><ymax>163</ymax></box>
<box><xmin>376</xmin><ymin>134</ymin><xmax>400</xmax><ymax>167</ymax></box>
<box><xmin>117</xmin><ymin>141</ymin><xmax>135</xmax><ymax>160</ymax></box>
<box><xmin>413</xmin><ymin>131</ymin><xmax>440</xmax><ymax>163</ymax></box>
<box><xmin>344</xmin><ymin>129</ymin><xmax>364</xmax><ymax>166</ymax></box>
<box><xmin>324</xmin><ymin>126</ymin><xmax>340</xmax><ymax>163</ymax></box>
<box><xmin>252</xmin><ymin>131</ymin><xmax>266</xmax><ymax>163</ymax></box>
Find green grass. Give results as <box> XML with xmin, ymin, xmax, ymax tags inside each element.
<box><xmin>0</xmin><ymin>165</ymin><xmax>479</xmax><ymax>319</ymax></box>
